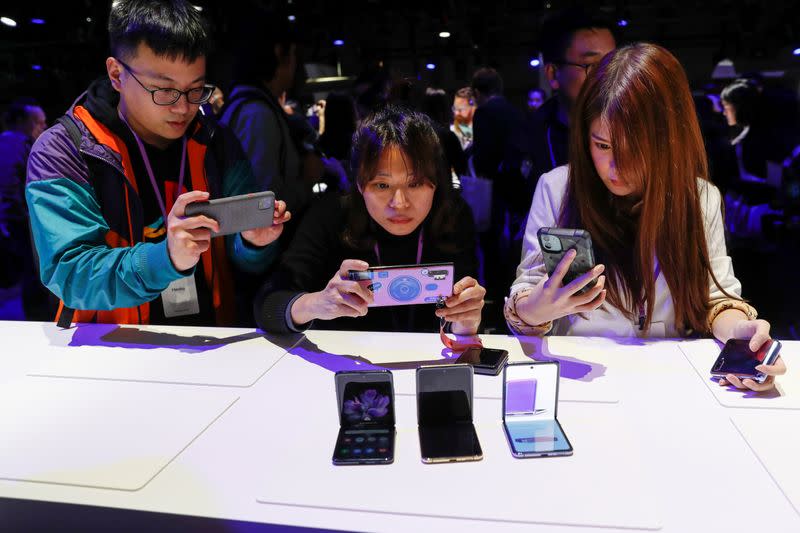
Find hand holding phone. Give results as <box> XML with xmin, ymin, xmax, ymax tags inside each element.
<box><xmin>436</xmin><ymin>276</ymin><xmax>486</xmax><ymax>335</ymax></box>
<box><xmin>167</xmin><ymin>190</ymin><xmax>220</xmax><ymax>272</ymax></box>
<box><xmin>289</xmin><ymin>259</ymin><xmax>375</xmax><ymax>326</ymax></box>
<box><xmin>514</xmin><ymin>228</ymin><xmax>607</xmax><ymax>326</ymax></box>
<box><xmin>713</xmin><ymin>337</ymin><xmax>786</xmax><ymax>392</ymax></box>
<box><xmin>347</xmin><ymin>263</ymin><xmax>454</xmax><ymax>307</ymax></box>
<box><xmin>184</xmin><ymin>191</ymin><xmax>276</xmax><ymax>237</ymax></box>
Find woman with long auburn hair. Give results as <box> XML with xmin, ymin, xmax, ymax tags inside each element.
<box><xmin>505</xmin><ymin>43</ymin><xmax>785</xmax><ymax>391</ymax></box>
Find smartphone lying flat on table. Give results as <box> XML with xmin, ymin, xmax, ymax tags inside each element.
<box><xmin>502</xmin><ymin>361</ymin><xmax>573</xmax><ymax>458</ymax></box>
<box><xmin>455</xmin><ymin>347</ymin><xmax>509</xmax><ymax>376</ymax></box>
<box><xmin>710</xmin><ymin>338</ymin><xmax>782</xmax><ymax>384</ymax></box>
<box><xmin>537</xmin><ymin>227</ymin><xmax>596</xmax><ymax>292</ymax></box>
<box><xmin>184</xmin><ymin>191</ymin><xmax>275</xmax><ymax>237</ymax></box>
<box><xmin>348</xmin><ymin>263</ymin><xmax>454</xmax><ymax>307</ymax></box>
<box><xmin>332</xmin><ymin>370</ymin><xmax>396</xmax><ymax>465</ymax></box>
<box><xmin>416</xmin><ymin>364</ymin><xmax>483</xmax><ymax>464</ymax></box>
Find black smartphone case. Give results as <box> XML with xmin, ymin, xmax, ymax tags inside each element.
<box><xmin>184</xmin><ymin>191</ymin><xmax>275</xmax><ymax>236</ymax></box>
<box><xmin>537</xmin><ymin>227</ymin><xmax>596</xmax><ymax>292</ymax></box>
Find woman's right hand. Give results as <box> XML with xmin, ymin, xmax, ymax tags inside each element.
<box><xmin>289</xmin><ymin>259</ymin><xmax>375</xmax><ymax>325</ymax></box>
<box><xmin>515</xmin><ymin>249</ymin><xmax>607</xmax><ymax>326</ymax></box>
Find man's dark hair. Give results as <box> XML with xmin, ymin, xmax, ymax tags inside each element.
<box><xmin>471</xmin><ymin>68</ymin><xmax>503</xmax><ymax>97</ymax></box>
<box><xmin>3</xmin><ymin>97</ymin><xmax>39</xmax><ymax>130</ymax></box>
<box><xmin>539</xmin><ymin>8</ymin><xmax>616</xmax><ymax>64</ymax></box>
<box><xmin>108</xmin><ymin>0</ymin><xmax>209</xmax><ymax>61</ymax></box>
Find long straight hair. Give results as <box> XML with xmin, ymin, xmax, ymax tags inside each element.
<box><xmin>561</xmin><ymin>43</ymin><xmax>730</xmax><ymax>334</ymax></box>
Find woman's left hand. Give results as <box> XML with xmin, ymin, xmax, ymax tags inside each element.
<box><xmin>436</xmin><ymin>276</ymin><xmax>485</xmax><ymax>335</ymax></box>
<box><xmin>718</xmin><ymin>318</ymin><xmax>787</xmax><ymax>392</ymax></box>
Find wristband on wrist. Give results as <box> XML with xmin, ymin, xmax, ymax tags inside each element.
<box><xmin>504</xmin><ymin>288</ymin><xmax>554</xmax><ymax>336</ymax></box>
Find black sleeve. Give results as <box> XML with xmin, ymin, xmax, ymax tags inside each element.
<box><xmin>254</xmin><ymin>196</ymin><xmax>345</xmax><ymax>332</ymax></box>
<box><xmin>444</xmin><ymin>130</ymin><xmax>467</xmax><ymax>177</ymax></box>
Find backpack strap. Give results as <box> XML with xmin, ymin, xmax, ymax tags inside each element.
<box><xmin>52</xmin><ymin>115</ymin><xmax>86</xmax><ymax>327</ymax></box>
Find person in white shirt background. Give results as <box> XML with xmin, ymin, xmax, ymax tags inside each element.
<box><xmin>505</xmin><ymin>42</ymin><xmax>786</xmax><ymax>392</ymax></box>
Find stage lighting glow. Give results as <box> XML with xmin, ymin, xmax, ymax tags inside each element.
<box><xmin>426</xmin><ymin>63</ymin><xmax>436</xmax><ymax>70</ymax></box>
<box><xmin>618</xmin><ymin>19</ymin><xmax>628</xmax><ymax>27</ymax></box>
<box><xmin>439</xmin><ymin>31</ymin><xmax>451</xmax><ymax>38</ymax></box>
<box><xmin>1</xmin><ymin>17</ymin><xmax>17</xmax><ymax>27</ymax></box>
<box><xmin>333</xmin><ymin>39</ymin><xmax>344</xmax><ymax>46</ymax></box>
<box><xmin>32</xmin><ymin>65</ymin><xmax>42</xmax><ymax>71</ymax></box>
<box><xmin>794</xmin><ymin>48</ymin><xmax>800</xmax><ymax>56</ymax></box>
<box><xmin>288</xmin><ymin>15</ymin><xmax>296</xmax><ymax>21</ymax></box>
<box><xmin>31</xmin><ymin>18</ymin><xmax>45</xmax><ymax>25</ymax></box>
<box><xmin>529</xmin><ymin>58</ymin><xmax>541</xmax><ymax>67</ymax></box>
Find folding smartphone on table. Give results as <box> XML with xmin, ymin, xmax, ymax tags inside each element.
<box><xmin>332</xmin><ymin>370</ymin><xmax>396</xmax><ymax>465</ymax></box>
<box><xmin>348</xmin><ymin>263</ymin><xmax>454</xmax><ymax>306</ymax></box>
<box><xmin>502</xmin><ymin>361</ymin><xmax>573</xmax><ymax>458</ymax></box>
<box><xmin>416</xmin><ymin>364</ymin><xmax>483</xmax><ymax>464</ymax></box>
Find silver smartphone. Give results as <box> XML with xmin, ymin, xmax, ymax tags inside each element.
<box><xmin>184</xmin><ymin>191</ymin><xmax>275</xmax><ymax>236</ymax></box>
<box><xmin>502</xmin><ymin>361</ymin><xmax>573</xmax><ymax>458</ymax></box>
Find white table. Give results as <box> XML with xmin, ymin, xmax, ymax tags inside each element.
<box><xmin>0</xmin><ymin>321</ymin><xmax>798</xmax><ymax>532</ymax></box>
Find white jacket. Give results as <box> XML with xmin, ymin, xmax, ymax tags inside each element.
<box><xmin>508</xmin><ymin>165</ymin><xmax>743</xmax><ymax>337</ymax></box>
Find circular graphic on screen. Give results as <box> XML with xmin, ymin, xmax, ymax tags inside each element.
<box><xmin>388</xmin><ymin>275</ymin><xmax>422</xmax><ymax>302</ymax></box>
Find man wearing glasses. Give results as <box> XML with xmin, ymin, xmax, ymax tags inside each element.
<box><xmin>25</xmin><ymin>0</ymin><xmax>289</xmax><ymax>327</ymax></box>
<box><xmin>528</xmin><ymin>9</ymin><xmax>616</xmax><ymax>185</ymax></box>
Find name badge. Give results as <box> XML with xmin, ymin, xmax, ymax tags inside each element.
<box><xmin>162</xmin><ymin>274</ymin><xmax>200</xmax><ymax>318</ymax></box>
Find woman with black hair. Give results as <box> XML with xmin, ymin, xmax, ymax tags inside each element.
<box><xmin>255</xmin><ymin>106</ymin><xmax>485</xmax><ymax>334</ymax></box>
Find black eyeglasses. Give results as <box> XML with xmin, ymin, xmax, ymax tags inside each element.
<box><xmin>555</xmin><ymin>61</ymin><xmax>597</xmax><ymax>76</ymax></box>
<box><xmin>117</xmin><ymin>59</ymin><xmax>216</xmax><ymax>106</ymax></box>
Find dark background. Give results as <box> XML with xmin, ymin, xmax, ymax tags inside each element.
<box><xmin>3</xmin><ymin>0</ymin><xmax>800</xmax><ymax>120</ymax></box>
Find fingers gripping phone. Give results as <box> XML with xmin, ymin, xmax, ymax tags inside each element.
<box><xmin>455</xmin><ymin>347</ymin><xmax>509</xmax><ymax>376</ymax></box>
<box><xmin>502</xmin><ymin>361</ymin><xmax>573</xmax><ymax>458</ymax></box>
<box><xmin>332</xmin><ymin>370</ymin><xmax>396</xmax><ymax>465</ymax></box>
<box><xmin>416</xmin><ymin>365</ymin><xmax>483</xmax><ymax>464</ymax></box>
<box><xmin>537</xmin><ymin>228</ymin><xmax>596</xmax><ymax>292</ymax></box>
<box><xmin>184</xmin><ymin>191</ymin><xmax>275</xmax><ymax>237</ymax></box>
<box><xmin>348</xmin><ymin>263</ymin><xmax>454</xmax><ymax>307</ymax></box>
<box><xmin>710</xmin><ymin>339</ymin><xmax>782</xmax><ymax>384</ymax></box>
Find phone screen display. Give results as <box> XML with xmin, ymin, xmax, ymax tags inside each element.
<box><xmin>417</xmin><ymin>366</ymin><xmax>482</xmax><ymax>461</ymax></box>
<box><xmin>505</xmin><ymin>420</ymin><xmax>572</xmax><ymax>455</ymax></box>
<box><xmin>503</xmin><ymin>362</ymin><xmax>572</xmax><ymax>457</ymax></box>
<box><xmin>712</xmin><ymin>339</ymin><xmax>780</xmax><ymax>376</ymax></box>
<box><xmin>333</xmin><ymin>372</ymin><xmax>395</xmax><ymax>465</ymax></box>
<box><xmin>339</xmin><ymin>380</ymin><xmax>394</xmax><ymax>429</ymax></box>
